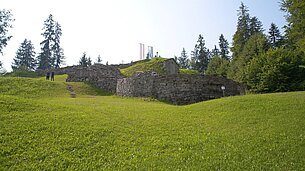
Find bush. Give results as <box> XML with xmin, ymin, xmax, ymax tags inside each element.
<box><xmin>246</xmin><ymin>47</ymin><xmax>305</xmax><ymax>93</ymax></box>
<box><xmin>4</xmin><ymin>67</ymin><xmax>39</xmax><ymax>78</ymax></box>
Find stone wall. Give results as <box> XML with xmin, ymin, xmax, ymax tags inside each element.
<box><xmin>163</xmin><ymin>59</ymin><xmax>179</xmax><ymax>75</ymax></box>
<box><xmin>65</xmin><ymin>64</ymin><xmax>123</xmax><ymax>93</ymax></box>
<box><xmin>116</xmin><ymin>72</ymin><xmax>245</xmax><ymax>105</ymax></box>
<box><xmin>37</xmin><ymin>65</ymin><xmax>123</xmax><ymax>93</ymax></box>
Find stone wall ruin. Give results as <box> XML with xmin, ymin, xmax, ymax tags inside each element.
<box><xmin>116</xmin><ymin>72</ymin><xmax>245</xmax><ymax>105</ymax></box>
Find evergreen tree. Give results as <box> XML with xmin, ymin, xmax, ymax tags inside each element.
<box><xmin>249</xmin><ymin>16</ymin><xmax>264</xmax><ymax>35</ymax></box>
<box><xmin>38</xmin><ymin>14</ymin><xmax>55</xmax><ymax>70</ymax></box>
<box><xmin>0</xmin><ymin>9</ymin><xmax>14</xmax><ymax>55</ymax></box>
<box><xmin>281</xmin><ymin>0</ymin><xmax>305</xmax><ymax>52</ymax></box>
<box><xmin>177</xmin><ymin>48</ymin><xmax>189</xmax><ymax>69</ymax></box>
<box><xmin>268</xmin><ymin>23</ymin><xmax>283</xmax><ymax>48</ymax></box>
<box><xmin>0</xmin><ymin>9</ymin><xmax>14</xmax><ymax>68</ymax></box>
<box><xmin>96</xmin><ymin>55</ymin><xmax>102</xmax><ymax>64</ymax></box>
<box><xmin>211</xmin><ymin>45</ymin><xmax>220</xmax><ymax>57</ymax></box>
<box><xmin>218</xmin><ymin>34</ymin><xmax>230</xmax><ymax>60</ymax></box>
<box><xmin>231</xmin><ymin>2</ymin><xmax>251</xmax><ymax>58</ymax></box>
<box><xmin>79</xmin><ymin>52</ymin><xmax>92</xmax><ymax>67</ymax></box>
<box><xmin>88</xmin><ymin>57</ymin><xmax>92</xmax><ymax>66</ymax></box>
<box><xmin>37</xmin><ymin>14</ymin><xmax>64</xmax><ymax>69</ymax></box>
<box><xmin>53</xmin><ymin>22</ymin><xmax>64</xmax><ymax>68</ymax></box>
<box><xmin>192</xmin><ymin>34</ymin><xmax>210</xmax><ymax>73</ymax></box>
<box><xmin>12</xmin><ymin>39</ymin><xmax>36</xmax><ymax>71</ymax></box>
<box><xmin>206</xmin><ymin>56</ymin><xmax>230</xmax><ymax>77</ymax></box>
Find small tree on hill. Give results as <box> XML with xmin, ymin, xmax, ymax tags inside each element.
<box><xmin>191</xmin><ymin>34</ymin><xmax>209</xmax><ymax>73</ymax></box>
<box><xmin>12</xmin><ymin>39</ymin><xmax>36</xmax><ymax>71</ymax></box>
<box><xmin>219</xmin><ymin>34</ymin><xmax>230</xmax><ymax>60</ymax></box>
<box><xmin>79</xmin><ymin>52</ymin><xmax>92</xmax><ymax>67</ymax></box>
<box><xmin>268</xmin><ymin>23</ymin><xmax>283</xmax><ymax>48</ymax></box>
<box><xmin>177</xmin><ymin>48</ymin><xmax>189</xmax><ymax>69</ymax></box>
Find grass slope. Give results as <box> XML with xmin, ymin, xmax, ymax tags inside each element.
<box><xmin>120</xmin><ymin>57</ymin><xmax>168</xmax><ymax>76</ymax></box>
<box><xmin>1</xmin><ymin>76</ymin><xmax>305</xmax><ymax>170</ymax></box>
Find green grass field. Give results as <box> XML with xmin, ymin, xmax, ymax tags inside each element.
<box><xmin>1</xmin><ymin>75</ymin><xmax>305</xmax><ymax>170</ymax></box>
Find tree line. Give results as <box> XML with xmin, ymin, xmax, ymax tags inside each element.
<box><xmin>1</xmin><ymin>0</ymin><xmax>305</xmax><ymax>93</ymax></box>
<box><xmin>175</xmin><ymin>1</ymin><xmax>305</xmax><ymax>93</ymax></box>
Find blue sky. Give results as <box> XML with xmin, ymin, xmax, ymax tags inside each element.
<box><xmin>1</xmin><ymin>0</ymin><xmax>286</xmax><ymax>71</ymax></box>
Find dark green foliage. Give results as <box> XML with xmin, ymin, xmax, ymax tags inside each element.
<box><xmin>229</xmin><ymin>32</ymin><xmax>268</xmax><ymax>82</ymax></box>
<box><xmin>79</xmin><ymin>52</ymin><xmax>92</xmax><ymax>67</ymax></box>
<box><xmin>4</xmin><ymin>67</ymin><xmax>39</xmax><ymax>78</ymax></box>
<box><xmin>38</xmin><ymin>14</ymin><xmax>64</xmax><ymax>70</ymax></box>
<box><xmin>249</xmin><ymin>16</ymin><xmax>264</xmax><ymax>35</ymax></box>
<box><xmin>211</xmin><ymin>45</ymin><xmax>220</xmax><ymax>57</ymax></box>
<box><xmin>53</xmin><ymin>22</ymin><xmax>64</xmax><ymax>68</ymax></box>
<box><xmin>218</xmin><ymin>34</ymin><xmax>230</xmax><ymax>60</ymax></box>
<box><xmin>177</xmin><ymin>48</ymin><xmax>189</xmax><ymax>69</ymax></box>
<box><xmin>12</xmin><ymin>39</ymin><xmax>36</xmax><ymax>71</ymax></box>
<box><xmin>206</xmin><ymin>56</ymin><xmax>230</xmax><ymax>77</ymax></box>
<box><xmin>246</xmin><ymin>48</ymin><xmax>305</xmax><ymax>92</ymax></box>
<box><xmin>281</xmin><ymin>0</ymin><xmax>305</xmax><ymax>53</ymax></box>
<box><xmin>231</xmin><ymin>2</ymin><xmax>251</xmax><ymax>58</ymax></box>
<box><xmin>38</xmin><ymin>14</ymin><xmax>54</xmax><ymax>70</ymax></box>
<box><xmin>268</xmin><ymin>23</ymin><xmax>284</xmax><ymax>48</ymax></box>
<box><xmin>191</xmin><ymin>34</ymin><xmax>210</xmax><ymax>73</ymax></box>
<box><xmin>96</xmin><ymin>55</ymin><xmax>102</xmax><ymax>64</ymax></box>
<box><xmin>0</xmin><ymin>9</ymin><xmax>14</xmax><ymax>54</ymax></box>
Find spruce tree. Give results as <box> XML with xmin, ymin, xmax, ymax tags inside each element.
<box><xmin>231</xmin><ymin>2</ymin><xmax>251</xmax><ymax>58</ymax></box>
<box><xmin>249</xmin><ymin>16</ymin><xmax>264</xmax><ymax>35</ymax></box>
<box><xmin>192</xmin><ymin>34</ymin><xmax>209</xmax><ymax>73</ymax></box>
<box><xmin>281</xmin><ymin>0</ymin><xmax>305</xmax><ymax>52</ymax></box>
<box><xmin>38</xmin><ymin>14</ymin><xmax>64</xmax><ymax>69</ymax></box>
<box><xmin>38</xmin><ymin>14</ymin><xmax>55</xmax><ymax>70</ymax></box>
<box><xmin>268</xmin><ymin>23</ymin><xmax>283</xmax><ymax>48</ymax></box>
<box><xmin>53</xmin><ymin>22</ymin><xmax>64</xmax><ymax>68</ymax></box>
<box><xmin>218</xmin><ymin>34</ymin><xmax>230</xmax><ymax>60</ymax></box>
<box><xmin>96</xmin><ymin>55</ymin><xmax>102</xmax><ymax>64</ymax></box>
<box><xmin>211</xmin><ymin>45</ymin><xmax>220</xmax><ymax>57</ymax></box>
<box><xmin>177</xmin><ymin>48</ymin><xmax>189</xmax><ymax>69</ymax></box>
<box><xmin>79</xmin><ymin>52</ymin><xmax>92</xmax><ymax>67</ymax></box>
<box><xmin>12</xmin><ymin>39</ymin><xmax>36</xmax><ymax>71</ymax></box>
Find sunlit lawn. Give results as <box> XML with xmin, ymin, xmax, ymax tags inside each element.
<box><xmin>1</xmin><ymin>76</ymin><xmax>305</xmax><ymax>170</ymax></box>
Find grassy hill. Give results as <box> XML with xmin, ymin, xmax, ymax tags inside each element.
<box><xmin>120</xmin><ymin>57</ymin><xmax>169</xmax><ymax>76</ymax></box>
<box><xmin>1</xmin><ymin>76</ymin><xmax>305</xmax><ymax>170</ymax></box>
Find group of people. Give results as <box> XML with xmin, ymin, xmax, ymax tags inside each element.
<box><xmin>46</xmin><ymin>72</ymin><xmax>55</xmax><ymax>81</ymax></box>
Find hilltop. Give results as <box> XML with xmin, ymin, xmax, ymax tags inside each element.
<box><xmin>0</xmin><ymin>76</ymin><xmax>305</xmax><ymax>170</ymax></box>
<box><xmin>120</xmin><ymin>57</ymin><xmax>170</xmax><ymax>76</ymax></box>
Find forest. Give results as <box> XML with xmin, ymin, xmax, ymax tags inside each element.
<box><xmin>1</xmin><ymin>0</ymin><xmax>305</xmax><ymax>93</ymax></box>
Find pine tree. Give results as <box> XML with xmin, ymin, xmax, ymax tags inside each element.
<box><xmin>231</xmin><ymin>2</ymin><xmax>251</xmax><ymax>58</ymax></box>
<box><xmin>192</xmin><ymin>34</ymin><xmax>209</xmax><ymax>73</ymax></box>
<box><xmin>268</xmin><ymin>23</ymin><xmax>283</xmax><ymax>48</ymax></box>
<box><xmin>177</xmin><ymin>48</ymin><xmax>189</xmax><ymax>69</ymax></box>
<box><xmin>53</xmin><ymin>22</ymin><xmax>64</xmax><ymax>68</ymax></box>
<box><xmin>96</xmin><ymin>55</ymin><xmax>102</xmax><ymax>64</ymax></box>
<box><xmin>37</xmin><ymin>14</ymin><xmax>64</xmax><ymax>69</ymax></box>
<box><xmin>218</xmin><ymin>34</ymin><xmax>230</xmax><ymax>60</ymax></box>
<box><xmin>281</xmin><ymin>0</ymin><xmax>305</xmax><ymax>52</ymax></box>
<box><xmin>79</xmin><ymin>52</ymin><xmax>92</xmax><ymax>67</ymax></box>
<box><xmin>38</xmin><ymin>14</ymin><xmax>55</xmax><ymax>70</ymax></box>
<box><xmin>88</xmin><ymin>57</ymin><xmax>92</xmax><ymax>66</ymax></box>
<box><xmin>12</xmin><ymin>39</ymin><xmax>36</xmax><ymax>71</ymax></box>
<box><xmin>211</xmin><ymin>45</ymin><xmax>220</xmax><ymax>57</ymax></box>
<box><xmin>249</xmin><ymin>16</ymin><xmax>264</xmax><ymax>35</ymax></box>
